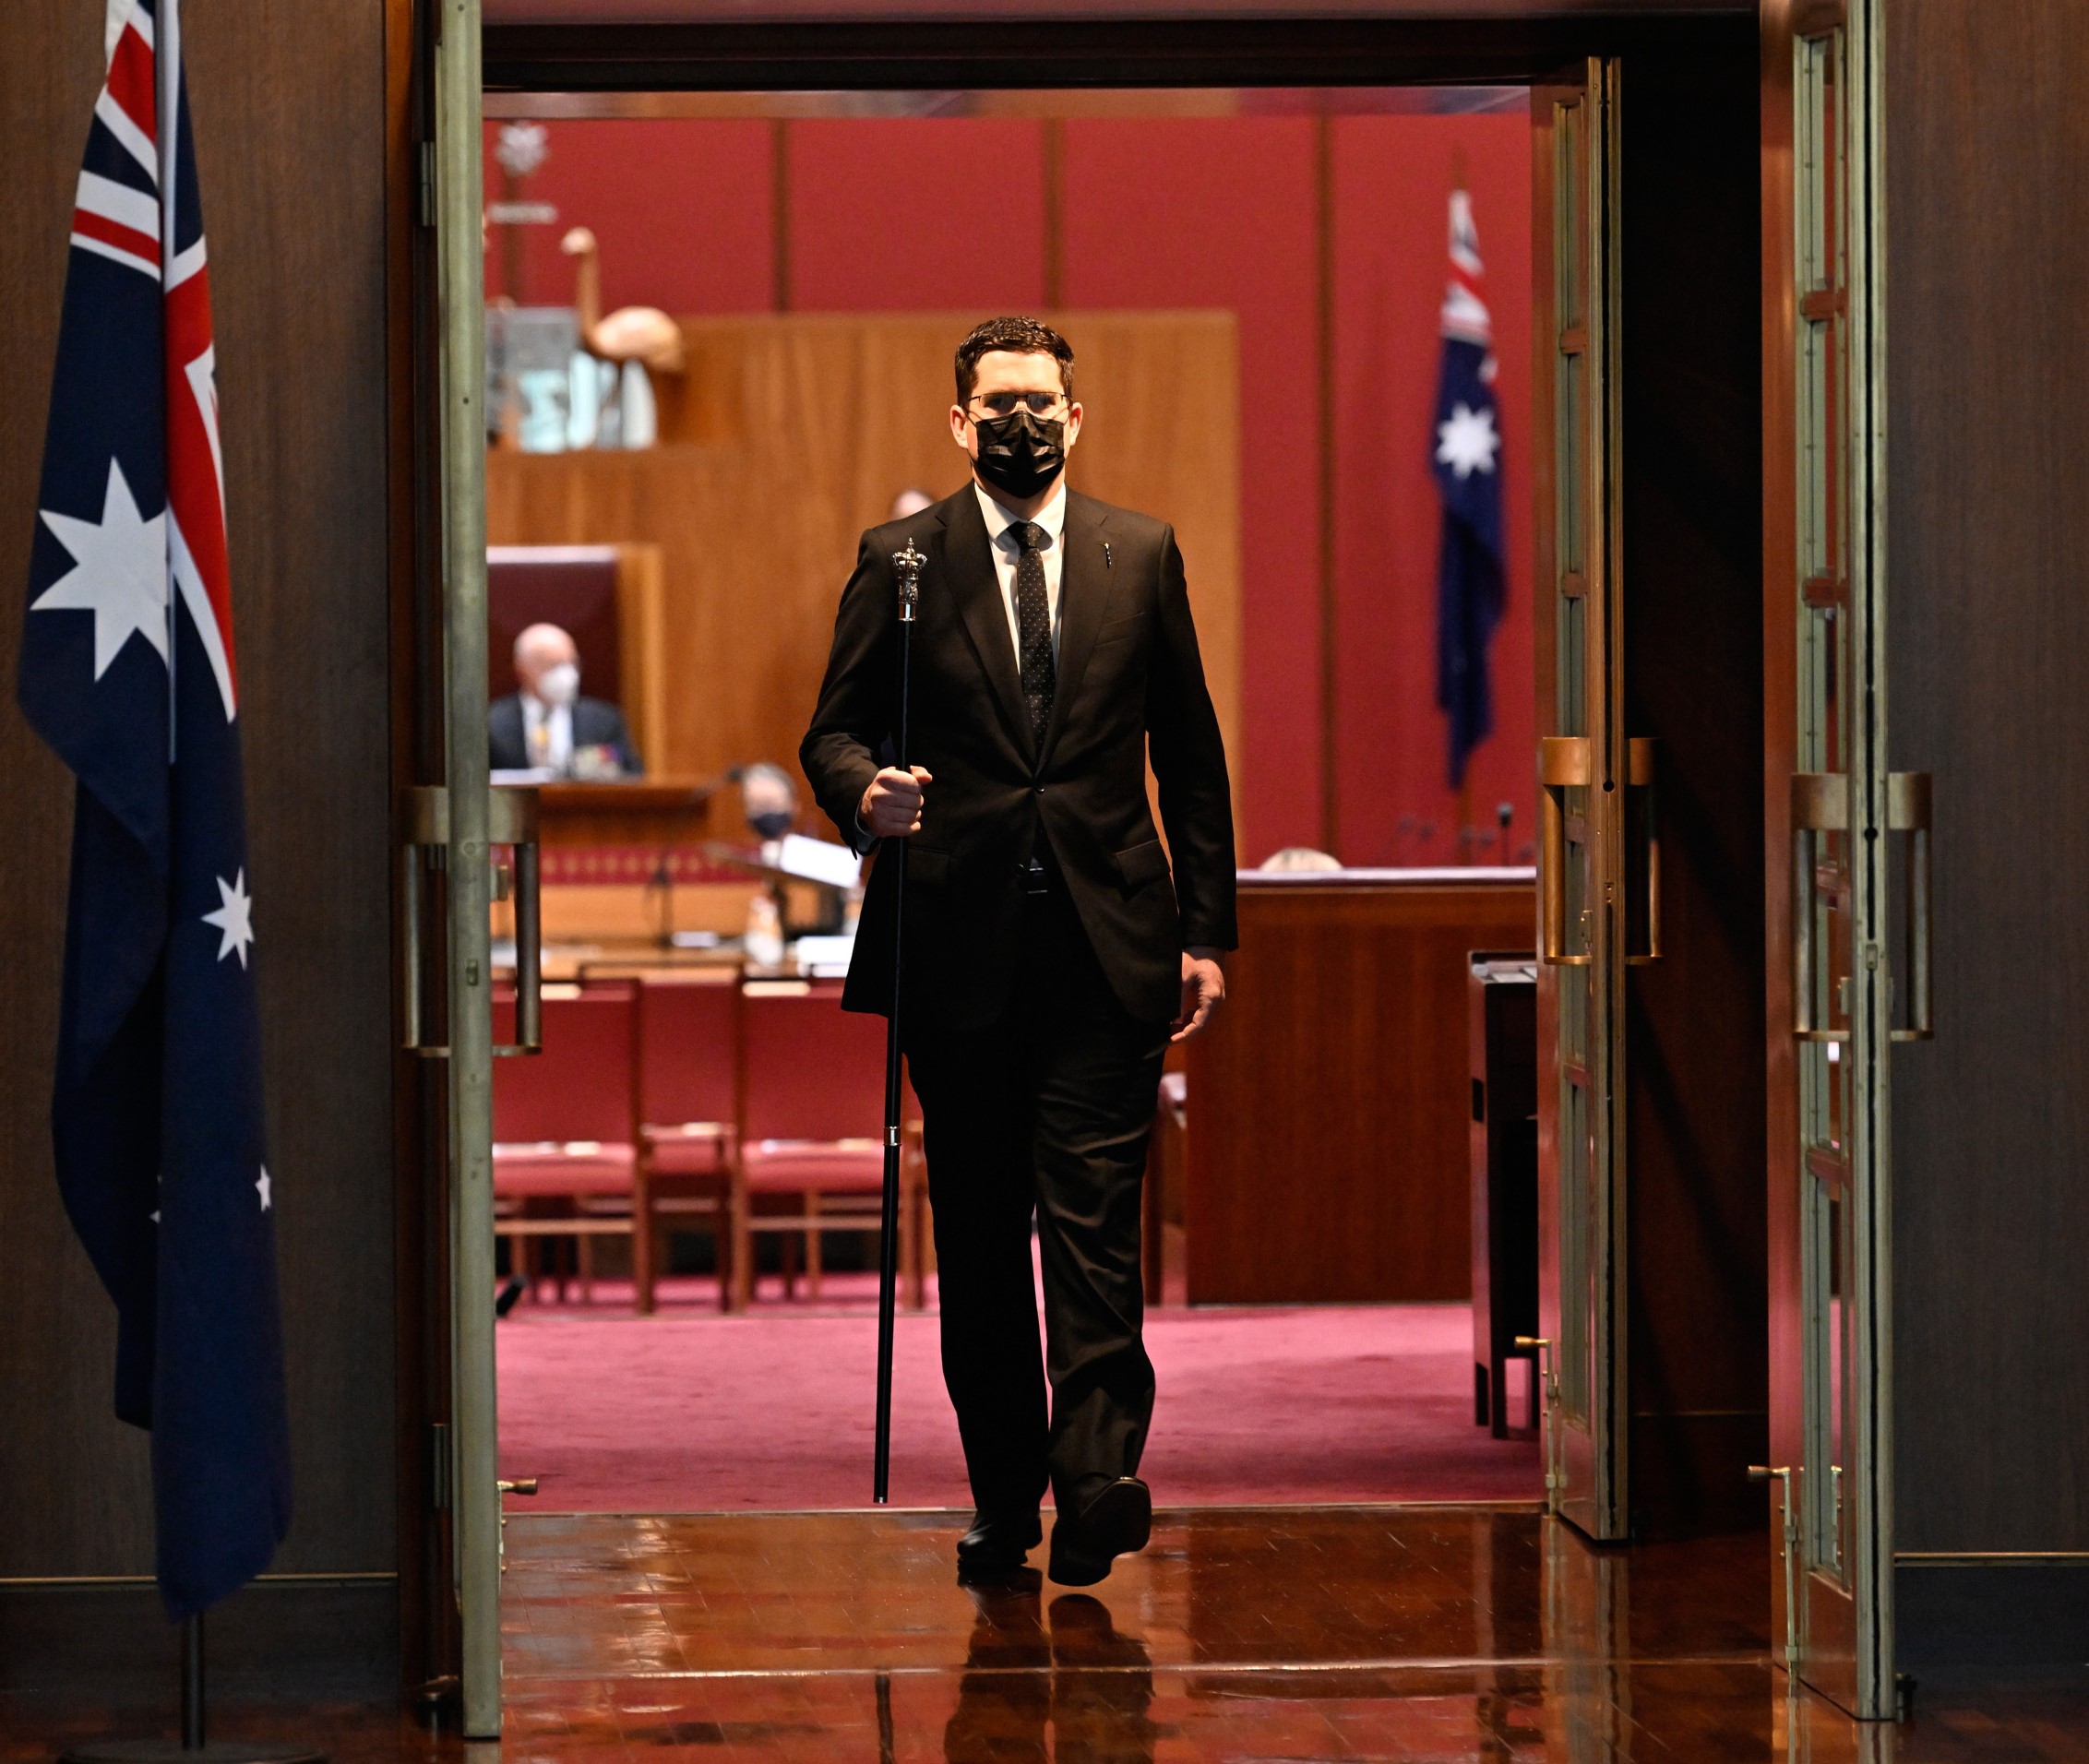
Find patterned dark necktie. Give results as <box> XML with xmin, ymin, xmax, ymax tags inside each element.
<box><xmin>1011</xmin><ymin>520</ymin><xmax>1056</xmax><ymax>747</ymax></box>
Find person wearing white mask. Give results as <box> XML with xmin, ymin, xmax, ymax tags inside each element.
<box><xmin>488</xmin><ymin>621</ymin><xmax>643</xmax><ymax>778</ymax></box>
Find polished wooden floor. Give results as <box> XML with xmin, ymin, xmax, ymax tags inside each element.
<box><xmin>8</xmin><ymin>1508</ymin><xmax>2087</xmax><ymax>1759</ymax></box>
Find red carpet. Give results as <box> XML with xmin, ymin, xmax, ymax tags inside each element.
<box><xmin>495</xmin><ymin>1275</ymin><xmax>1541</xmax><ymax>1511</ymax></box>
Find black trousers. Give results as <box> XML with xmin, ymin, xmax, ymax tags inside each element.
<box><xmin>902</xmin><ymin>883</ymin><xmax>1170</xmax><ymax>1517</ymax></box>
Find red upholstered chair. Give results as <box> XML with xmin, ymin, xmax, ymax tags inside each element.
<box><xmin>633</xmin><ymin>971</ymin><xmax>739</xmax><ymax>1315</ymax></box>
<box><xmin>492</xmin><ymin>982</ymin><xmax>639</xmax><ymax>1303</ymax></box>
<box><xmin>732</xmin><ymin>978</ymin><xmax>925</xmax><ymax>1310</ymax></box>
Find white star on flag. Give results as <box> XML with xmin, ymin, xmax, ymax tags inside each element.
<box><xmin>257</xmin><ymin>1166</ymin><xmax>271</xmax><ymax>1212</ymax></box>
<box><xmin>202</xmin><ymin>869</ymin><xmax>255</xmax><ymax>968</ymax></box>
<box><xmin>1435</xmin><ymin>402</ymin><xmax>1501</xmax><ymax>480</ymax></box>
<box><xmin>32</xmin><ymin>459</ymin><xmax>169</xmax><ymax>679</ymax></box>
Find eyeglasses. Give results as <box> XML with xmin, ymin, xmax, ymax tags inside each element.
<box><xmin>967</xmin><ymin>391</ymin><xmax>1067</xmax><ymax>419</ymax></box>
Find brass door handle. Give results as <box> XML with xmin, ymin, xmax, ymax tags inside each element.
<box><xmin>1889</xmin><ymin>771</ymin><xmax>1933</xmax><ymax>1042</ymax></box>
<box><xmin>1791</xmin><ymin>772</ymin><xmax>1932</xmax><ymax>1042</ymax></box>
<box><xmin>1515</xmin><ymin>1334</ymin><xmax>1561</xmax><ymax>1515</ymax></box>
<box><xmin>492</xmin><ymin>787</ymin><xmax>543</xmax><ymax>1057</ymax></box>
<box><xmin>1791</xmin><ymin>772</ymin><xmax>1849</xmax><ymax>1042</ymax></box>
<box><xmin>1625</xmin><ymin>736</ymin><xmax>1663</xmax><ymax>963</ymax></box>
<box><xmin>400</xmin><ymin>786</ymin><xmax>445</xmax><ymax>1055</ymax></box>
<box><xmin>1538</xmin><ymin>736</ymin><xmax>1593</xmax><ymax>966</ymax></box>
<box><xmin>1749</xmin><ymin>1465</ymin><xmax>1799</xmax><ymax>1661</ymax></box>
<box><xmin>399</xmin><ymin>785</ymin><xmax>543</xmax><ymax>1056</ymax></box>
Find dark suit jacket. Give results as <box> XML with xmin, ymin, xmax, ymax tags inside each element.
<box><xmin>802</xmin><ymin>484</ymin><xmax>1235</xmax><ymax>1030</ymax></box>
<box><xmin>488</xmin><ymin>693</ymin><xmax>642</xmax><ymax>776</ymax></box>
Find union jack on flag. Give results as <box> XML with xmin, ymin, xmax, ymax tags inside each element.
<box><xmin>18</xmin><ymin>0</ymin><xmax>291</xmax><ymax>1620</ymax></box>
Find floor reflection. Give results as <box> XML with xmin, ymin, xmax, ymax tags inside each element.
<box><xmin>7</xmin><ymin>1508</ymin><xmax>2083</xmax><ymax>1761</ymax></box>
<box><xmin>942</xmin><ymin>1578</ymin><xmax>1158</xmax><ymax>1763</ymax></box>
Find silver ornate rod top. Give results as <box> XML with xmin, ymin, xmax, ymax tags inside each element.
<box><xmin>893</xmin><ymin>540</ymin><xmax>925</xmax><ymax>620</ymax></box>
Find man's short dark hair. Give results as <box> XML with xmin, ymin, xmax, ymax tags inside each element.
<box><xmin>955</xmin><ymin>316</ymin><xmax>1074</xmax><ymax>404</ymax></box>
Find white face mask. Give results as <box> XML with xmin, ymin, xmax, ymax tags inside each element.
<box><xmin>537</xmin><ymin>662</ymin><xmax>579</xmax><ymax>708</ymax></box>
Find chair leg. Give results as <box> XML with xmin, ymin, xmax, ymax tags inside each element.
<box><xmin>806</xmin><ymin>1194</ymin><xmax>822</xmax><ymax>1300</ymax></box>
<box><xmin>781</xmin><ymin>1227</ymin><xmax>797</xmax><ymax>1301</ymax></box>
<box><xmin>579</xmin><ymin>1232</ymin><xmax>594</xmax><ymax>1305</ymax></box>
<box><xmin>633</xmin><ymin>1173</ymin><xmax>655</xmax><ymax>1317</ymax></box>
<box><xmin>710</xmin><ymin>1194</ymin><xmax>731</xmax><ymax>1314</ymax></box>
<box><xmin>731</xmin><ymin>1186</ymin><xmax>753</xmax><ymax>1312</ymax></box>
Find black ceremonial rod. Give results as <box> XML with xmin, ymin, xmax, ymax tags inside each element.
<box><xmin>873</xmin><ymin>539</ymin><xmax>925</xmax><ymax>1503</ymax></box>
<box><xmin>182</xmin><ymin>1615</ymin><xmax>204</xmax><ymax>1749</ymax></box>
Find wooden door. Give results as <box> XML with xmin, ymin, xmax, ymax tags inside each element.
<box><xmin>414</xmin><ymin>0</ymin><xmax>505</xmax><ymax>1735</ymax></box>
<box><xmin>1762</xmin><ymin>0</ymin><xmax>1916</xmax><ymax>1720</ymax></box>
<box><xmin>1531</xmin><ymin>57</ymin><xmax>1630</xmax><ymax>1544</ymax></box>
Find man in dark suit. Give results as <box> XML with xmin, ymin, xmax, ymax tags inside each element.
<box><xmin>488</xmin><ymin>621</ymin><xmax>643</xmax><ymax>777</ymax></box>
<box><xmin>803</xmin><ymin>316</ymin><xmax>1235</xmax><ymax>1586</ymax></box>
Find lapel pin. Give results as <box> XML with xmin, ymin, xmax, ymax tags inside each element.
<box><xmin>1103</xmin><ymin>542</ymin><xmax>1113</xmax><ymax>569</ymax></box>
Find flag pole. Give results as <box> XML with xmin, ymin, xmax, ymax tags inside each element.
<box><xmin>59</xmin><ymin>1605</ymin><xmax>325</xmax><ymax>1764</ymax></box>
<box><xmin>180</xmin><ymin>1615</ymin><xmax>203</xmax><ymax>1750</ymax></box>
<box><xmin>874</xmin><ymin>540</ymin><xmax>925</xmax><ymax>1504</ymax></box>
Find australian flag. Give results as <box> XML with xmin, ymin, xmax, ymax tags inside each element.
<box><xmin>18</xmin><ymin>0</ymin><xmax>291</xmax><ymax>1620</ymax></box>
<box><xmin>1431</xmin><ymin>187</ymin><xmax>1507</xmax><ymax>789</ymax></box>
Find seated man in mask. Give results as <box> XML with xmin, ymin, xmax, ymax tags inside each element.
<box><xmin>489</xmin><ymin>621</ymin><xmax>643</xmax><ymax>778</ymax></box>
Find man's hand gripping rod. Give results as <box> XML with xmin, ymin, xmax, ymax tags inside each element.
<box><xmin>873</xmin><ymin>538</ymin><xmax>925</xmax><ymax>1503</ymax></box>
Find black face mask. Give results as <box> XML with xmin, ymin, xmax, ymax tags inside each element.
<box><xmin>972</xmin><ymin>409</ymin><xmax>1066</xmax><ymax>501</ymax></box>
<box><xmin>748</xmin><ymin>810</ymin><xmax>793</xmax><ymax>840</ymax></box>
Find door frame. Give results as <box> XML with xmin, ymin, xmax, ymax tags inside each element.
<box><xmin>424</xmin><ymin>0</ymin><xmax>1803</xmax><ymax>1734</ymax></box>
<box><xmin>1761</xmin><ymin>0</ymin><xmax>1898</xmax><ymax>1721</ymax></box>
<box><xmin>1530</xmin><ymin>57</ymin><xmax>1631</xmax><ymax>1544</ymax></box>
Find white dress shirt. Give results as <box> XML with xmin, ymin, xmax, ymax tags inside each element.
<box><xmin>974</xmin><ymin>481</ymin><xmax>1067</xmax><ymax>669</ymax></box>
<box><xmin>520</xmin><ymin>694</ymin><xmax>573</xmax><ymax>773</ymax></box>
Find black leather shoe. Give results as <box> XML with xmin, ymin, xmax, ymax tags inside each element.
<box><xmin>1047</xmin><ymin>1478</ymin><xmax>1152</xmax><ymax>1587</ymax></box>
<box><xmin>957</xmin><ymin>1508</ymin><xmax>1043</xmax><ymax>1580</ymax></box>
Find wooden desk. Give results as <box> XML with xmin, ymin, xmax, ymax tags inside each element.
<box><xmin>533</xmin><ymin>778</ymin><xmax>717</xmax><ymax>851</ymax></box>
<box><xmin>495</xmin><ymin>781</ymin><xmax>758</xmax><ymax>943</ymax></box>
<box><xmin>1182</xmin><ymin>869</ymin><xmax>1534</xmax><ymax>1304</ymax></box>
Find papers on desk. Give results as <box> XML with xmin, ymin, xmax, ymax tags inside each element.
<box><xmin>492</xmin><ymin>767</ymin><xmax>557</xmax><ymax>785</ymax></box>
<box><xmin>768</xmin><ymin>833</ymin><xmax>863</xmax><ymax>890</ymax></box>
<box><xmin>700</xmin><ymin>833</ymin><xmax>862</xmax><ymax>891</ymax></box>
<box><xmin>756</xmin><ymin>830</ymin><xmax>860</xmax><ymax>888</ymax></box>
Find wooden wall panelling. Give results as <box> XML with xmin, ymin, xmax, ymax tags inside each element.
<box><xmin>1617</xmin><ymin>29</ymin><xmax>1769</xmax><ymax>1539</ymax></box>
<box><xmin>0</xmin><ymin>0</ymin><xmax>149</xmax><ymax>1588</ymax></box>
<box><xmin>615</xmin><ymin>542</ymin><xmax>669</xmax><ymax>768</ymax></box>
<box><xmin>485</xmin><ymin>310</ymin><xmax>1242</xmax><ymax>852</ymax></box>
<box><xmin>0</xmin><ymin>0</ymin><xmax>404</xmax><ymax>1690</ymax></box>
<box><xmin>1884</xmin><ymin>0</ymin><xmax>2089</xmax><ymax>1611</ymax></box>
<box><xmin>188</xmin><ymin>0</ymin><xmax>400</xmax><ymax>1602</ymax></box>
<box><xmin>1183</xmin><ymin>876</ymin><xmax>1534</xmax><ymax>1304</ymax></box>
<box><xmin>388</xmin><ymin>0</ymin><xmax>443</xmax><ymax>1694</ymax></box>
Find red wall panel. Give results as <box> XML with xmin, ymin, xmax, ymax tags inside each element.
<box><xmin>483</xmin><ymin>119</ymin><xmax>773</xmax><ymax>314</ymax></box>
<box><xmin>484</xmin><ymin>107</ymin><xmax>1537</xmax><ymax>872</ymax></box>
<box><xmin>1062</xmin><ymin>117</ymin><xmax>1324</xmax><ymax>861</ymax></box>
<box><xmin>787</xmin><ymin>118</ymin><xmax>1046</xmax><ymax>315</ymax></box>
<box><xmin>1331</xmin><ymin>111</ymin><xmax>1534</xmax><ymax>869</ymax></box>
